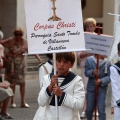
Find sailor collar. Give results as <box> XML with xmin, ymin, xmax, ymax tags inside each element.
<box><xmin>113</xmin><ymin>61</ymin><xmax>120</xmax><ymax>74</ymax></box>
<box><xmin>49</xmin><ymin>71</ymin><xmax>77</xmax><ymax>89</ymax></box>
<box><xmin>48</xmin><ymin>71</ymin><xmax>78</xmax><ymax>106</ymax></box>
<box><xmin>91</xmin><ymin>56</ymin><xmax>107</xmax><ymax>66</ymax></box>
<box><xmin>48</xmin><ymin>60</ymin><xmax>53</xmax><ymax>65</ymax></box>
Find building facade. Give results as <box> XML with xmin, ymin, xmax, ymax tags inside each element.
<box><xmin>0</xmin><ymin>0</ymin><xmax>120</xmax><ymax>71</ymax></box>
<box><xmin>0</xmin><ymin>0</ymin><xmax>120</xmax><ymax>38</ymax></box>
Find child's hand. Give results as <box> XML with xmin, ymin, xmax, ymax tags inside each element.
<box><xmin>95</xmin><ymin>79</ymin><xmax>101</xmax><ymax>86</ymax></box>
<box><xmin>93</xmin><ymin>69</ymin><xmax>98</xmax><ymax>76</ymax></box>
<box><xmin>52</xmin><ymin>86</ymin><xmax>62</xmax><ymax>97</ymax></box>
<box><xmin>50</xmin><ymin>75</ymin><xmax>58</xmax><ymax>87</ymax></box>
<box><xmin>48</xmin><ymin>75</ymin><xmax>58</xmax><ymax>93</ymax></box>
<box><xmin>111</xmin><ymin>107</ymin><xmax>114</xmax><ymax>114</ymax></box>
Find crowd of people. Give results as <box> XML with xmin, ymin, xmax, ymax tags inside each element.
<box><xmin>0</xmin><ymin>17</ymin><xmax>120</xmax><ymax>120</ymax></box>
<box><xmin>0</xmin><ymin>37</ymin><xmax>14</xmax><ymax>120</ymax></box>
<box><xmin>0</xmin><ymin>27</ymin><xmax>43</xmax><ymax>120</ymax></box>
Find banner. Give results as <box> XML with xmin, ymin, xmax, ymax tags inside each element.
<box><xmin>24</xmin><ymin>0</ymin><xmax>85</xmax><ymax>54</ymax></box>
<box><xmin>85</xmin><ymin>32</ymin><xmax>113</xmax><ymax>56</ymax></box>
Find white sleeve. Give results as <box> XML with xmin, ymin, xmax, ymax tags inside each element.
<box><xmin>0</xmin><ymin>44</ymin><xmax>4</xmax><ymax>57</ymax></box>
<box><xmin>110</xmin><ymin>66</ymin><xmax>120</xmax><ymax>103</ymax></box>
<box><xmin>38</xmin><ymin>75</ymin><xmax>51</xmax><ymax>106</ymax></box>
<box><xmin>39</xmin><ymin>66</ymin><xmax>46</xmax><ymax>89</ymax></box>
<box><xmin>111</xmin><ymin>92</ymin><xmax>115</xmax><ymax>107</ymax></box>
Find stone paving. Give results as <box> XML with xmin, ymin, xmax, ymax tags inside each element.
<box><xmin>6</xmin><ymin>72</ymin><xmax>114</xmax><ymax>120</ymax></box>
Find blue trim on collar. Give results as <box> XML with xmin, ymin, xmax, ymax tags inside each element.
<box><xmin>48</xmin><ymin>60</ymin><xmax>53</xmax><ymax>65</ymax></box>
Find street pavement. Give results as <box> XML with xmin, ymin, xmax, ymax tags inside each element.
<box><xmin>6</xmin><ymin>71</ymin><xmax>114</xmax><ymax>120</ymax></box>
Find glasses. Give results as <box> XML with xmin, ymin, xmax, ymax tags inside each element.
<box><xmin>15</xmin><ymin>33</ymin><xmax>22</xmax><ymax>36</ymax></box>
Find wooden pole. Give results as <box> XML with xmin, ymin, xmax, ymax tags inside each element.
<box><xmin>94</xmin><ymin>54</ymin><xmax>99</xmax><ymax>120</ymax></box>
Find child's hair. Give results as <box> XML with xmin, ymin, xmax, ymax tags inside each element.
<box><xmin>46</xmin><ymin>53</ymin><xmax>53</xmax><ymax>60</ymax></box>
<box><xmin>56</xmin><ymin>52</ymin><xmax>76</xmax><ymax>65</ymax></box>
<box><xmin>117</xmin><ymin>42</ymin><xmax>120</xmax><ymax>52</ymax></box>
<box><xmin>84</xmin><ymin>18</ymin><xmax>96</xmax><ymax>27</ymax></box>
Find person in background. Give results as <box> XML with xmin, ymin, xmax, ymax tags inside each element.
<box><xmin>0</xmin><ymin>27</ymin><xmax>4</xmax><ymax>40</ymax></box>
<box><xmin>1</xmin><ymin>27</ymin><xmax>30</xmax><ymax>108</ymax></box>
<box><xmin>77</xmin><ymin>17</ymin><xmax>96</xmax><ymax>118</ymax></box>
<box><xmin>37</xmin><ymin>52</ymin><xmax>85</xmax><ymax>120</ymax></box>
<box><xmin>0</xmin><ymin>81</ymin><xmax>14</xmax><ymax>119</ymax></box>
<box><xmin>0</xmin><ymin>43</ymin><xmax>13</xmax><ymax>119</ymax></box>
<box><xmin>0</xmin><ymin>42</ymin><xmax>4</xmax><ymax>82</ymax></box>
<box><xmin>33</xmin><ymin>53</ymin><xmax>53</xmax><ymax>120</ymax></box>
<box><xmin>85</xmin><ymin>54</ymin><xmax>111</xmax><ymax>120</ymax></box>
<box><xmin>38</xmin><ymin>54</ymin><xmax>53</xmax><ymax>89</ymax></box>
<box><xmin>110</xmin><ymin>42</ymin><xmax>120</xmax><ymax>120</ymax></box>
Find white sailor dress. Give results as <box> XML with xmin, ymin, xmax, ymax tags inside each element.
<box><xmin>110</xmin><ymin>62</ymin><xmax>120</xmax><ymax>120</ymax></box>
<box><xmin>38</xmin><ymin>71</ymin><xmax>85</xmax><ymax>120</ymax></box>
